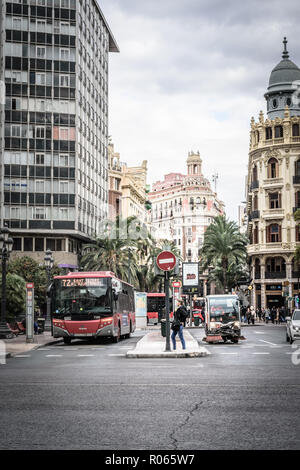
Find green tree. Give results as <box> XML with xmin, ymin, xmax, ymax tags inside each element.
<box><xmin>7</xmin><ymin>256</ymin><xmax>61</xmax><ymax>312</ymax></box>
<box><xmin>201</xmin><ymin>215</ymin><xmax>248</xmax><ymax>293</ymax></box>
<box><xmin>0</xmin><ymin>273</ymin><xmax>26</xmax><ymax>320</ymax></box>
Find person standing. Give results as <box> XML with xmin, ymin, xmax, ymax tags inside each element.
<box><xmin>265</xmin><ymin>307</ymin><xmax>270</xmax><ymax>323</ymax></box>
<box><xmin>171</xmin><ymin>300</ymin><xmax>187</xmax><ymax>350</ymax></box>
<box><xmin>250</xmin><ymin>306</ymin><xmax>256</xmax><ymax>325</ymax></box>
<box><xmin>246</xmin><ymin>307</ymin><xmax>251</xmax><ymax>325</ymax></box>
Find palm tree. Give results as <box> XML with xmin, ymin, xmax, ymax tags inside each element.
<box><xmin>81</xmin><ymin>237</ymin><xmax>136</xmax><ymax>282</ymax></box>
<box><xmin>201</xmin><ymin>215</ymin><xmax>248</xmax><ymax>293</ymax></box>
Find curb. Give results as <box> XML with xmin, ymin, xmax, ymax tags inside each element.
<box><xmin>126</xmin><ymin>347</ymin><xmax>210</xmax><ymax>359</ymax></box>
<box><xmin>4</xmin><ymin>337</ymin><xmax>63</xmax><ymax>359</ymax></box>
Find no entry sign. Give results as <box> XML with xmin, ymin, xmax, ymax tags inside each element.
<box><xmin>156</xmin><ymin>251</ymin><xmax>177</xmax><ymax>272</ymax></box>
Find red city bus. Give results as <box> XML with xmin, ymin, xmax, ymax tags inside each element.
<box><xmin>51</xmin><ymin>271</ymin><xmax>135</xmax><ymax>344</ymax></box>
<box><xmin>147</xmin><ymin>293</ymin><xmax>173</xmax><ymax>324</ymax></box>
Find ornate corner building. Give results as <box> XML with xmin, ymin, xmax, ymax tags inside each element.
<box><xmin>247</xmin><ymin>38</ymin><xmax>300</xmax><ymax>310</ymax></box>
<box><xmin>148</xmin><ymin>151</ymin><xmax>224</xmax><ymax>261</ymax></box>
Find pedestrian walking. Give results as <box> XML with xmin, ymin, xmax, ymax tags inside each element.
<box><xmin>171</xmin><ymin>300</ymin><xmax>187</xmax><ymax>350</ymax></box>
<box><xmin>265</xmin><ymin>307</ymin><xmax>270</xmax><ymax>324</ymax></box>
<box><xmin>275</xmin><ymin>307</ymin><xmax>280</xmax><ymax>325</ymax></box>
<box><xmin>271</xmin><ymin>306</ymin><xmax>276</xmax><ymax>324</ymax></box>
<box><xmin>250</xmin><ymin>306</ymin><xmax>256</xmax><ymax>325</ymax></box>
<box><xmin>261</xmin><ymin>308</ymin><xmax>266</xmax><ymax>322</ymax></box>
<box><xmin>241</xmin><ymin>306</ymin><xmax>247</xmax><ymax>323</ymax></box>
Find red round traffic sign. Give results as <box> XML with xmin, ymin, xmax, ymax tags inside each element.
<box><xmin>156</xmin><ymin>251</ymin><xmax>177</xmax><ymax>271</ymax></box>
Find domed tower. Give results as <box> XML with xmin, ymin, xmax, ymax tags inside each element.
<box><xmin>187</xmin><ymin>150</ymin><xmax>202</xmax><ymax>176</ymax></box>
<box><xmin>265</xmin><ymin>37</ymin><xmax>300</xmax><ymax>119</ymax></box>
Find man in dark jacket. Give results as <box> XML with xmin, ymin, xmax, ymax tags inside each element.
<box><xmin>171</xmin><ymin>300</ymin><xmax>187</xmax><ymax>350</ymax></box>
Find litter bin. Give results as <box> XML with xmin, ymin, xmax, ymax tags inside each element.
<box><xmin>161</xmin><ymin>319</ymin><xmax>166</xmax><ymax>337</ymax></box>
<box><xmin>37</xmin><ymin>317</ymin><xmax>45</xmax><ymax>333</ymax></box>
<box><xmin>194</xmin><ymin>316</ymin><xmax>200</xmax><ymax>327</ymax></box>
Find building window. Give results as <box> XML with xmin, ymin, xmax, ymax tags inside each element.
<box><xmin>13</xmin><ymin>238</ymin><xmax>22</xmax><ymax>251</ymax></box>
<box><xmin>35</xmin><ymin>238</ymin><xmax>44</xmax><ymax>252</ymax></box>
<box><xmin>253</xmin><ymin>224</ymin><xmax>259</xmax><ymax>244</ymax></box>
<box><xmin>36</xmin><ymin>46</ymin><xmax>46</xmax><ymax>58</ymax></box>
<box><xmin>295</xmin><ymin>159</ymin><xmax>300</xmax><ymax>177</ymax></box>
<box><xmin>266</xmin><ymin>224</ymin><xmax>281</xmax><ymax>243</ymax></box>
<box><xmin>295</xmin><ymin>191</ymin><xmax>300</xmax><ymax>209</ymax></box>
<box><xmin>274</xmin><ymin>126</ymin><xmax>283</xmax><ymax>138</ymax></box>
<box><xmin>292</xmin><ymin>124</ymin><xmax>300</xmax><ymax>137</ymax></box>
<box><xmin>267</xmin><ymin>158</ymin><xmax>278</xmax><ymax>179</ymax></box>
<box><xmin>266</xmin><ymin>127</ymin><xmax>273</xmax><ymax>140</ymax></box>
<box><xmin>35</xmin><ymin>154</ymin><xmax>45</xmax><ymax>165</ymax></box>
<box><xmin>24</xmin><ymin>238</ymin><xmax>33</xmax><ymax>251</ymax></box>
<box><xmin>269</xmin><ymin>192</ymin><xmax>281</xmax><ymax>209</ymax></box>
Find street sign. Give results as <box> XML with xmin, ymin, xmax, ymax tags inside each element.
<box><xmin>172</xmin><ymin>280</ymin><xmax>182</xmax><ymax>288</ymax></box>
<box><xmin>156</xmin><ymin>251</ymin><xmax>176</xmax><ymax>272</ymax></box>
<box><xmin>182</xmin><ymin>262</ymin><xmax>199</xmax><ymax>287</ymax></box>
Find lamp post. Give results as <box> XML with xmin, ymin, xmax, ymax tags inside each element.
<box><xmin>44</xmin><ymin>249</ymin><xmax>54</xmax><ymax>332</ymax></box>
<box><xmin>0</xmin><ymin>227</ymin><xmax>14</xmax><ymax>338</ymax></box>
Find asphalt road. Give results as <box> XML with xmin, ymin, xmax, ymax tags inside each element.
<box><xmin>0</xmin><ymin>324</ymin><xmax>299</xmax><ymax>450</ymax></box>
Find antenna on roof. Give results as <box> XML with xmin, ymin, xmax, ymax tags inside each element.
<box><xmin>282</xmin><ymin>37</ymin><xmax>289</xmax><ymax>59</ymax></box>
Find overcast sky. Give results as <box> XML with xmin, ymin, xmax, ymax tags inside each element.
<box><xmin>98</xmin><ymin>0</ymin><xmax>300</xmax><ymax>221</ymax></box>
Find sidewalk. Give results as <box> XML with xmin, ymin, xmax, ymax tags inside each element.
<box><xmin>2</xmin><ymin>332</ymin><xmax>62</xmax><ymax>358</ymax></box>
<box><xmin>127</xmin><ymin>329</ymin><xmax>210</xmax><ymax>358</ymax></box>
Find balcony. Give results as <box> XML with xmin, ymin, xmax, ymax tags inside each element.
<box><xmin>265</xmin><ymin>271</ymin><xmax>286</xmax><ymax>279</ymax></box>
<box><xmin>250</xmin><ymin>180</ymin><xmax>259</xmax><ymax>191</ymax></box>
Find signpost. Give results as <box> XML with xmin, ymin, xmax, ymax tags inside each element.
<box><xmin>156</xmin><ymin>251</ymin><xmax>177</xmax><ymax>351</ymax></box>
<box><xmin>26</xmin><ymin>283</ymin><xmax>34</xmax><ymax>343</ymax></box>
<box><xmin>182</xmin><ymin>262</ymin><xmax>199</xmax><ymax>326</ymax></box>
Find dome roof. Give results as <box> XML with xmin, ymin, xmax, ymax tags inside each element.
<box><xmin>269</xmin><ymin>58</ymin><xmax>300</xmax><ymax>86</ymax></box>
<box><xmin>268</xmin><ymin>37</ymin><xmax>300</xmax><ymax>88</ymax></box>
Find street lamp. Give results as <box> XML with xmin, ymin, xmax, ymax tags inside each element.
<box><xmin>44</xmin><ymin>249</ymin><xmax>54</xmax><ymax>332</ymax></box>
<box><xmin>0</xmin><ymin>227</ymin><xmax>14</xmax><ymax>338</ymax></box>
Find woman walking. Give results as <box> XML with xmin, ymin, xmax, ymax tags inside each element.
<box><xmin>171</xmin><ymin>300</ymin><xmax>187</xmax><ymax>350</ymax></box>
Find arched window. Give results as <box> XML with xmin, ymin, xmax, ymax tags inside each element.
<box><xmin>267</xmin><ymin>158</ymin><xmax>278</xmax><ymax>179</ymax></box>
<box><xmin>266</xmin><ymin>127</ymin><xmax>272</xmax><ymax>140</ymax></box>
<box><xmin>274</xmin><ymin>125</ymin><xmax>283</xmax><ymax>138</ymax></box>
<box><xmin>292</xmin><ymin>123</ymin><xmax>300</xmax><ymax>137</ymax></box>
<box><xmin>266</xmin><ymin>224</ymin><xmax>281</xmax><ymax>243</ymax></box>
<box><xmin>256</xmin><ymin>131</ymin><xmax>260</xmax><ymax>143</ymax></box>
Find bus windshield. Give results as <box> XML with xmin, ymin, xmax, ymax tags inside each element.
<box><xmin>53</xmin><ymin>277</ymin><xmax>112</xmax><ymax>317</ymax></box>
<box><xmin>208</xmin><ymin>297</ymin><xmax>240</xmax><ymax>323</ymax></box>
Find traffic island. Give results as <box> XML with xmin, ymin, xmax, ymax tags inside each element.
<box><xmin>126</xmin><ymin>329</ymin><xmax>210</xmax><ymax>358</ymax></box>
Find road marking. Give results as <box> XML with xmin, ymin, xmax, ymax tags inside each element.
<box><xmin>260</xmin><ymin>340</ymin><xmax>278</xmax><ymax>346</ymax></box>
<box><xmin>108</xmin><ymin>353</ymin><xmax>125</xmax><ymax>357</ymax></box>
<box><xmin>37</xmin><ymin>348</ymin><xmax>51</xmax><ymax>351</ymax></box>
<box><xmin>254</xmin><ymin>331</ymin><xmax>265</xmax><ymax>334</ymax></box>
<box><xmin>217</xmin><ymin>352</ymin><xmax>238</xmax><ymax>355</ymax></box>
<box><xmin>77</xmin><ymin>354</ymin><xmax>95</xmax><ymax>357</ymax></box>
<box><xmin>15</xmin><ymin>355</ymin><xmax>31</xmax><ymax>358</ymax></box>
<box><xmin>252</xmin><ymin>352</ymin><xmax>270</xmax><ymax>355</ymax></box>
